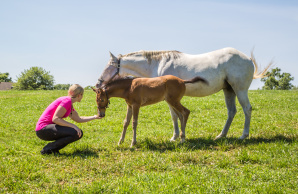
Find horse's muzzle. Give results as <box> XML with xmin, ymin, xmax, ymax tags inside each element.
<box><xmin>96</xmin><ymin>80</ymin><xmax>103</xmax><ymax>88</ymax></box>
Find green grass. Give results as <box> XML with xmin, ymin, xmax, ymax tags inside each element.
<box><xmin>0</xmin><ymin>90</ymin><xmax>297</xmax><ymax>193</ymax></box>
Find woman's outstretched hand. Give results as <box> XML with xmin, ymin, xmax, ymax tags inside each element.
<box><xmin>94</xmin><ymin>115</ymin><xmax>103</xmax><ymax>119</ymax></box>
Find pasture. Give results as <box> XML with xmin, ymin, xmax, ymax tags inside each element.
<box><xmin>0</xmin><ymin>89</ymin><xmax>297</xmax><ymax>193</ymax></box>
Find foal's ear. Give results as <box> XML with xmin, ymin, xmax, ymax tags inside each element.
<box><xmin>91</xmin><ymin>87</ymin><xmax>97</xmax><ymax>92</ymax></box>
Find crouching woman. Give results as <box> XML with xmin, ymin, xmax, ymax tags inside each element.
<box><xmin>35</xmin><ymin>84</ymin><xmax>101</xmax><ymax>155</ymax></box>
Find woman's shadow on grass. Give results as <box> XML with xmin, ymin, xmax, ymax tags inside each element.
<box><xmin>138</xmin><ymin>134</ymin><xmax>296</xmax><ymax>152</ymax></box>
<box><xmin>58</xmin><ymin>147</ymin><xmax>106</xmax><ymax>158</ymax></box>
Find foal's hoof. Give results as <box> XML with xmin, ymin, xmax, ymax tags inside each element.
<box><xmin>118</xmin><ymin>140</ymin><xmax>124</xmax><ymax>146</ymax></box>
<box><xmin>239</xmin><ymin>134</ymin><xmax>249</xmax><ymax>140</ymax></box>
<box><xmin>180</xmin><ymin>138</ymin><xmax>185</xmax><ymax>143</ymax></box>
<box><xmin>214</xmin><ymin>134</ymin><xmax>226</xmax><ymax>140</ymax></box>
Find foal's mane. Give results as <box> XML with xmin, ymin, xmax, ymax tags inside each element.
<box><xmin>119</xmin><ymin>50</ymin><xmax>181</xmax><ymax>64</ymax></box>
<box><xmin>104</xmin><ymin>77</ymin><xmax>136</xmax><ymax>90</ymax></box>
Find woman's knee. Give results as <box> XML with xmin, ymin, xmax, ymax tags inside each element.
<box><xmin>78</xmin><ymin>130</ymin><xmax>83</xmax><ymax>139</ymax></box>
<box><xmin>73</xmin><ymin>129</ymin><xmax>83</xmax><ymax>141</ymax></box>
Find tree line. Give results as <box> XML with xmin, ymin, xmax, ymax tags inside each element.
<box><xmin>1</xmin><ymin>67</ymin><xmax>72</xmax><ymax>90</ymax></box>
<box><xmin>1</xmin><ymin>66</ymin><xmax>296</xmax><ymax>90</ymax></box>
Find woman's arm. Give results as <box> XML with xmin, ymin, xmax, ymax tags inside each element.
<box><xmin>52</xmin><ymin>105</ymin><xmax>82</xmax><ymax>137</ymax></box>
<box><xmin>69</xmin><ymin>110</ymin><xmax>102</xmax><ymax>123</ymax></box>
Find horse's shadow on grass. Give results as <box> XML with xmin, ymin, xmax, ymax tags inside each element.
<box><xmin>136</xmin><ymin>134</ymin><xmax>296</xmax><ymax>152</ymax></box>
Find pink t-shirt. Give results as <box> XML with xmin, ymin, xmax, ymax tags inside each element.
<box><xmin>35</xmin><ymin>96</ymin><xmax>75</xmax><ymax>131</ymax></box>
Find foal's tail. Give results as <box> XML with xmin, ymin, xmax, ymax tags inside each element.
<box><xmin>251</xmin><ymin>51</ymin><xmax>273</xmax><ymax>79</ymax></box>
<box><xmin>184</xmin><ymin>76</ymin><xmax>208</xmax><ymax>85</ymax></box>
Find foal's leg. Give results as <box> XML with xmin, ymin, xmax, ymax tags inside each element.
<box><xmin>131</xmin><ymin>105</ymin><xmax>140</xmax><ymax>147</ymax></box>
<box><xmin>179</xmin><ymin>105</ymin><xmax>190</xmax><ymax>143</ymax></box>
<box><xmin>167</xmin><ymin>101</ymin><xmax>190</xmax><ymax>143</ymax></box>
<box><xmin>215</xmin><ymin>88</ymin><xmax>237</xmax><ymax>140</ymax></box>
<box><xmin>118</xmin><ymin>105</ymin><xmax>132</xmax><ymax>145</ymax></box>
<box><xmin>235</xmin><ymin>90</ymin><xmax>252</xmax><ymax>140</ymax></box>
<box><xmin>168</xmin><ymin>105</ymin><xmax>180</xmax><ymax>141</ymax></box>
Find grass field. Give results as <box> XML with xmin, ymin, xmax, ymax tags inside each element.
<box><xmin>0</xmin><ymin>89</ymin><xmax>297</xmax><ymax>193</ymax></box>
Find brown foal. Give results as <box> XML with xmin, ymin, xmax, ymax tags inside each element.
<box><xmin>93</xmin><ymin>75</ymin><xmax>207</xmax><ymax>147</ymax></box>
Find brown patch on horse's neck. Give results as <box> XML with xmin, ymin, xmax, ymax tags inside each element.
<box><xmin>104</xmin><ymin>78</ymin><xmax>134</xmax><ymax>99</ymax></box>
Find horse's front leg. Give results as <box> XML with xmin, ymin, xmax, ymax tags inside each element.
<box><xmin>131</xmin><ymin>105</ymin><xmax>140</xmax><ymax>147</ymax></box>
<box><xmin>118</xmin><ymin>105</ymin><xmax>132</xmax><ymax>145</ymax></box>
<box><xmin>167</xmin><ymin>105</ymin><xmax>180</xmax><ymax>141</ymax></box>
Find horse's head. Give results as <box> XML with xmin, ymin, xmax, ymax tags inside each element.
<box><xmin>92</xmin><ymin>87</ymin><xmax>110</xmax><ymax>117</ymax></box>
<box><xmin>96</xmin><ymin>52</ymin><xmax>120</xmax><ymax>88</ymax></box>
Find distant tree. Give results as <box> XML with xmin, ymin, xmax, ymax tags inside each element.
<box><xmin>54</xmin><ymin>84</ymin><xmax>71</xmax><ymax>90</ymax></box>
<box><xmin>0</xmin><ymin>72</ymin><xmax>12</xmax><ymax>82</ymax></box>
<box><xmin>14</xmin><ymin>67</ymin><xmax>54</xmax><ymax>90</ymax></box>
<box><xmin>261</xmin><ymin>67</ymin><xmax>294</xmax><ymax>90</ymax></box>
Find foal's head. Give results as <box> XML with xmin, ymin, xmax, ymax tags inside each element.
<box><xmin>92</xmin><ymin>87</ymin><xmax>109</xmax><ymax>117</ymax></box>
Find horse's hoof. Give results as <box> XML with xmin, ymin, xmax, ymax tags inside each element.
<box><xmin>170</xmin><ymin>135</ymin><xmax>179</xmax><ymax>142</ymax></box>
<box><xmin>214</xmin><ymin>134</ymin><xmax>226</xmax><ymax>140</ymax></box>
<box><xmin>180</xmin><ymin>139</ymin><xmax>185</xmax><ymax>143</ymax></box>
<box><xmin>239</xmin><ymin>134</ymin><xmax>249</xmax><ymax>140</ymax></box>
<box><xmin>130</xmin><ymin>141</ymin><xmax>136</xmax><ymax>147</ymax></box>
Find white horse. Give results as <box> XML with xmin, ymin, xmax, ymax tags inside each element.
<box><xmin>96</xmin><ymin>47</ymin><xmax>272</xmax><ymax>140</ymax></box>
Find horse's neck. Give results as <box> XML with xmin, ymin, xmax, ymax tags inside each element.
<box><xmin>120</xmin><ymin>60</ymin><xmax>157</xmax><ymax>77</ymax></box>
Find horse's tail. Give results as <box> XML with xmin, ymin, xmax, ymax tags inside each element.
<box><xmin>251</xmin><ymin>50</ymin><xmax>273</xmax><ymax>79</ymax></box>
<box><xmin>184</xmin><ymin>76</ymin><xmax>208</xmax><ymax>85</ymax></box>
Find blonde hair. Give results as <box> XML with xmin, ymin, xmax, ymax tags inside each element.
<box><xmin>68</xmin><ymin>84</ymin><xmax>84</xmax><ymax>98</ymax></box>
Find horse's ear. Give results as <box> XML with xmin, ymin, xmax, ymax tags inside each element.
<box><xmin>109</xmin><ymin>51</ymin><xmax>117</xmax><ymax>61</ymax></box>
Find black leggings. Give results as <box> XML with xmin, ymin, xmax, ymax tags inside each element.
<box><xmin>36</xmin><ymin>124</ymin><xmax>83</xmax><ymax>153</ymax></box>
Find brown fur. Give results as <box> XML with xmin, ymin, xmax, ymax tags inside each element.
<box><xmin>93</xmin><ymin>75</ymin><xmax>207</xmax><ymax>147</ymax></box>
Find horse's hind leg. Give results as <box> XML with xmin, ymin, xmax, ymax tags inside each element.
<box><xmin>168</xmin><ymin>105</ymin><xmax>180</xmax><ymax>141</ymax></box>
<box><xmin>119</xmin><ymin>105</ymin><xmax>132</xmax><ymax>145</ymax></box>
<box><xmin>215</xmin><ymin>87</ymin><xmax>237</xmax><ymax>140</ymax></box>
<box><xmin>236</xmin><ymin>90</ymin><xmax>252</xmax><ymax>140</ymax></box>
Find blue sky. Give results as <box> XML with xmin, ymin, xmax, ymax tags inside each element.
<box><xmin>1</xmin><ymin>0</ymin><xmax>297</xmax><ymax>89</ymax></box>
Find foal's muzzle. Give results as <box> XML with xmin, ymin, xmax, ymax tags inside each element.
<box><xmin>98</xmin><ymin>111</ymin><xmax>105</xmax><ymax>117</ymax></box>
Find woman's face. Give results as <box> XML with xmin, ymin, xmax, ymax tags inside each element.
<box><xmin>78</xmin><ymin>93</ymin><xmax>84</xmax><ymax>102</ymax></box>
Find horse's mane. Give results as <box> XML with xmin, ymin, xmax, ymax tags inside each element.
<box><xmin>119</xmin><ymin>50</ymin><xmax>181</xmax><ymax>64</ymax></box>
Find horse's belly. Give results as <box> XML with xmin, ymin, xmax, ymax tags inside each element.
<box><xmin>184</xmin><ymin>80</ymin><xmax>225</xmax><ymax>97</ymax></box>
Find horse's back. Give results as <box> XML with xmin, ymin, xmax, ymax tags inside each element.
<box><xmin>160</xmin><ymin>48</ymin><xmax>254</xmax><ymax>96</ymax></box>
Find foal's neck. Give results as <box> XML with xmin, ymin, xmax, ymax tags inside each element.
<box><xmin>105</xmin><ymin>79</ymin><xmax>132</xmax><ymax>99</ymax></box>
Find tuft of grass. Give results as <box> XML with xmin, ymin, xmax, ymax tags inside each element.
<box><xmin>0</xmin><ymin>89</ymin><xmax>297</xmax><ymax>193</ymax></box>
